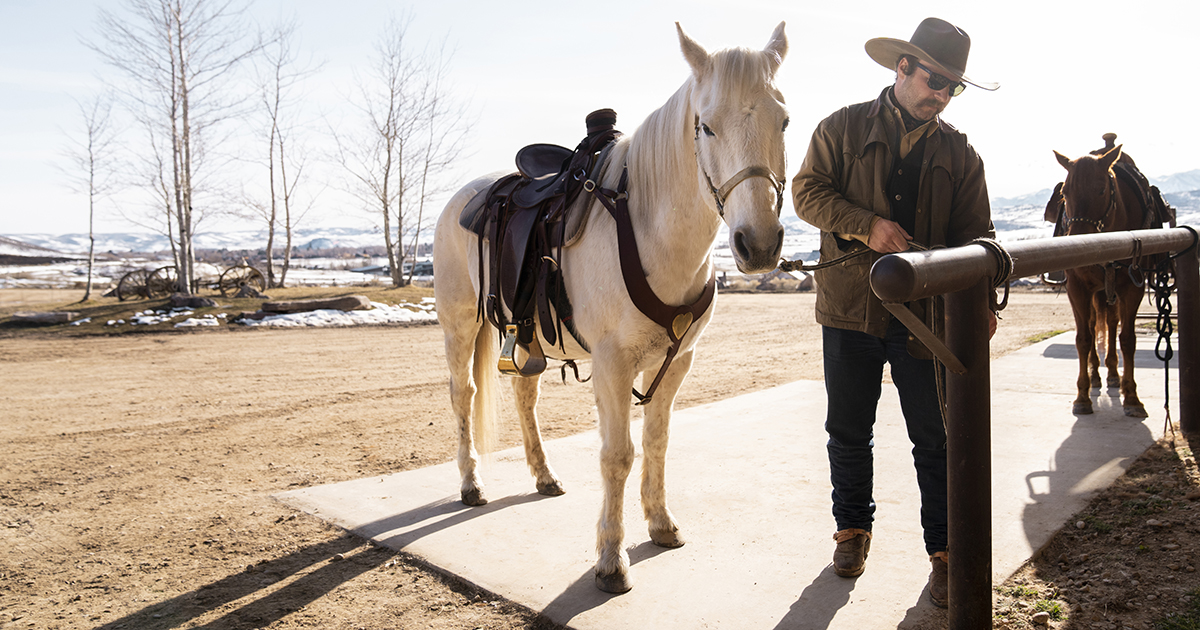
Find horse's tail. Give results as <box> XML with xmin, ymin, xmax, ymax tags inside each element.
<box><xmin>471</xmin><ymin>322</ymin><xmax>499</xmax><ymax>456</ymax></box>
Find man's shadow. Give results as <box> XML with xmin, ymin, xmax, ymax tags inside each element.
<box><xmin>770</xmin><ymin>565</ymin><xmax>855</xmax><ymax>630</ymax></box>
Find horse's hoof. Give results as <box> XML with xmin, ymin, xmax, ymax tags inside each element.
<box><xmin>461</xmin><ymin>488</ymin><xmax>488</xmax><ymax>506</ymax></box>
<box><xmin>536</xmin><ymin>480</ymin><xmax>566</xmax><ymax>496</ymax></box>
<box><xmin>595</xmin><ymin>570</ymin><xmax>632</xmax><ymax>594</ymax></box>
<box><xmin>1090</xmin><ymin>374</ymin><xmax>1102</xmax><ymax>389</ymax></box>
<box><xmin>1073</xmin><ymin>401</ymin><xmax>1094</xmax><ymax>415</ymax></box>
<box><xmin>650</xmin><ymin>528</ymin><xmax>686</xmax><ymax>548</ymax></box>
<box><xmin>1124</xmin><ymin>404</ymin><xmax>1149</xmax><ymax>418</ymax></box>
<box><xmin>1107</xmin><ymin>376</ymin><xmax>1121</xmax><ymax>389</ymax></box>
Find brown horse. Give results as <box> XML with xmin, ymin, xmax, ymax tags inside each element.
<box><xmin>1051</xmin><ymin>144</ymin><xmax>1150</xmax><ymax>417</ymax></box>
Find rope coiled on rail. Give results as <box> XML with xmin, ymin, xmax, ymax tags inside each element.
<box><xmin>972</xmin><ymin>237</ymin><xmax>1014</xmax><ymax>313</ymax></box>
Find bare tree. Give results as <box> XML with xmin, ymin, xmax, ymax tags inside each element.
<box><xmin>89</xmin><ymin>0</ymin><xmax>261</xmax><ymax>294</ymax></box>
<box><xmin>332</xmin><ymin>15</ymin><xmax>471</xmax><ymax>288</ymax></box>
<box><xmin>252</xmin><ymin>18</ymin><xmax>318</xmax><ymax>288</ymax></box>
<box><xmin>60</xmin><ymin>92</ymin><xmax>119</xmax><ymax>301</ymax></box>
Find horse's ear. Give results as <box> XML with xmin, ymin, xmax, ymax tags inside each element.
<box><xmin>1054</xmin><ymin>150</ymin><xmax>1072</xmax><ymax>171</ymax></box>
<box><xmin>1099</xmin><ymin>144</ymin><xmax>1123</xmax><ymax>170</ymax></box>
<box><xmin>676</xmin><ymin>22</ymin><xmax>711</xmax><ymax>79</ymax></box>
<box><xmin>763</xmin><ymin>21</ymin><xmax>787</xmax><ymax>75</ymax></box>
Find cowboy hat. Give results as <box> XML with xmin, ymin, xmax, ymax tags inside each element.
<box><xmin>865</xmin><ymin>17</ymin><xmax>998</xmax><ymax>91</ymax></box>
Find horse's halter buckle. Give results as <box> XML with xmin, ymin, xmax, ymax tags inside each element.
<box><xmin>693</xmin><ymin>122</ymin><xmax>785</xmax><ymax>219</ymax></box>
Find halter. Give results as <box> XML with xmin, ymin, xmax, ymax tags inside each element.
<box><xmin>694</xmin><ymin>122</ymin><xmax>785</xmax><ymax>218</ymax></box>
<box><xmin>1063</xmin><ymin>171</ymin><xmax>1117</xmax><ymax>234</ymax></box>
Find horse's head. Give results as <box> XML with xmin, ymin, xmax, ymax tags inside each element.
<box><xmin>678</xmin><ymin>22</ymin><xmax>788</xmax><ymax>274</ymax></box>
<box><xmin>1053</xmin><ymin>145</ymin><xmax>1122</xmax><ymax>235</ymax></box>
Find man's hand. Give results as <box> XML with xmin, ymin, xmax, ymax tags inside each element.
<box><xmin>988</xmin><ymin>309</ymin><xmax>997</xmax><ymax>339</ymax></box>
<box><xmin>867</xmin><ymin>218</ymin><xmax>912</xmax><ymax>253</ymax></box>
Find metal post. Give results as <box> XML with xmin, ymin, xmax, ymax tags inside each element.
<box><xmin>944</xmin><ymin>278</ymin><xmax>992</xmax><ymax>628</ymax></box>
<box><xmin>1176</xmin><ymin>246</ymin><xmax>1200</xmax><ymax>434</ymax></box>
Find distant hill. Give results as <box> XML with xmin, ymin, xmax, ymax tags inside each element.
<box><xmin>5</xmin><ymin>227</ymin><xmax>388</xmax><ymax>257</ymax></box>
<box><xmin>1153</xmin><ymin>170</ymin><xmax>1200</xmax><ymax>194</ymax></box>
<box><xmin>4</xmin><ymin>171</ymin><xmax>1199</xmax><ymax>257</ymax></box>
<box><xmin>990</xmin><ymin>169</ymin><xmax>1200</xmax><ymax>211</ymax></box>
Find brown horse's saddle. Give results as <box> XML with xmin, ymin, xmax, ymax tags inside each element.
<box><xmin>1046</xmin><ymin>132</ymin><xmax>1176</xmax><ymax>232</ymax></box>
<box><xmin>459</xmin><ymin>109</ymin><xmax>622</xmax><ymax>377</ymax></box>
<box><xmin>1045</xmin><ymin>134</ymin><xmax>1176</xmax><ymax>235</ymax></box>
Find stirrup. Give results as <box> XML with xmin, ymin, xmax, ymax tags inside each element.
<box><xmin>498</xmin><ymin>324</ymin><xmax>521</xmax><ymax>375</ymax></box>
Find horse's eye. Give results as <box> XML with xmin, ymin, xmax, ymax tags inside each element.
<box><xmin>701</xmin><ymin>123</ymin><xmax>715</xmax><ymax>137</ymax></box>
<box><xmin>782</xmin><ymin>118</ymin><xmax>790</xmax><ymax>132</ymax></box>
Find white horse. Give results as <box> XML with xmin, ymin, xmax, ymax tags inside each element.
<box><xmin>432</xmin><ymin>22</ymin><xmax>788</xmax><ymax>593</ymax></box>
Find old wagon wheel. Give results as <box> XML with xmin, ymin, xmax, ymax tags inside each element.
<box><xmin>218</xmin><ymin>265</ymin><xmax>266</xmax><ymax>296</ymax></box>
<box><xmin>145</xmin><ymin>265</ymin><xmax>179</xmax><ymax>297</ymax></box>
<box><xmin>115</xmin><ymin>269</ymin><xmax>151</xmax><ymax>301</ymax></box>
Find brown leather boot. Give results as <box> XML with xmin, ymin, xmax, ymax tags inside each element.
<box><xmin>929</xmin><ymin>551</ymin><xmax>948</xmax><ymax>608</ymax></box>
<box><xmin>832</xmin><ymin>528</ymin><xmax>871</xmax><ymax>577</ymax></box>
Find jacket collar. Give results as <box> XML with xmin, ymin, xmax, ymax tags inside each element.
<box><xmin>867</xmin><ymin>86</ymin><xmax>955</xmax><ymax>134</ymax></box>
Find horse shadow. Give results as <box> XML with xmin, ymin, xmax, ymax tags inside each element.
<box><xmin>93</xmin><ymin>534</ymin><xmax>390</xmax><ymax>630</ymax></box>
<box><xmin>93</xmin><ymin>492</ymin><xmax>557</xmax><ymax>630</ymax></box>
<box><xmin>1018</xmin><ymin>394</ymin><xmax>1153</xmax><ymax>555</ymax></box>
<box><xmin>352</xmin><ymin>490</ymin><xmax>551</xmax><ymax>549</ymax></box>
<box><xmin>538</xmin><ymin>541</ymin><xmax>673</xmax><ymax>626</ymax></box>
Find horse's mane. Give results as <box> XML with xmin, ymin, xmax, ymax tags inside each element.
<box><xmin>620</xmin><ymin>46</ymin><xmax>781</xmax><ymax>212</ymax></box>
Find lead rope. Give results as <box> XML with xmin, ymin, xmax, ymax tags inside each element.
<box><xmin>1148</xmin><ymin>226</ymin><xmax>1199</xmax><ymax>448</ymax></box>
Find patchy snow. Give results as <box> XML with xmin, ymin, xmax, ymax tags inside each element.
<box><xmin>94</xmin><ymin>300</ymin><xmax>437</xmax><ymax>329</ymax></box>
<box><xmin>175</xmin><ymin>315</ymin><xmax>222</xmax><ymax>328</ymax></box>
<box><xmin>238</xmin><ymin>301</ymin><xmax>436</xmax><ymax>328</ymax></box>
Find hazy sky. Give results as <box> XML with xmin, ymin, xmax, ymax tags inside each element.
<box><xmin>2</xmin><ymin>0</ymin><xmax>1196</xmax><ymax>235</ymax></box>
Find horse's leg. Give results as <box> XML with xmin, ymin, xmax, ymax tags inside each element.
<box><xmin>511</xmin><ymin>375</ymin><xmax>565</xmax><ymax>496</ymax></box>
<box><xmin>640</xmin><ymin>348</ymin><xmax>694</xmax><ymax>549</ymax></box>
<box><xmin>444</xmin><ymin>321</ymin><xmax>493</xmax><ymax>506</ymax></box>
<box><xmin>1102</xmin><ymin>296</ymin><xmax>1121</xmax><ymax>388</ymax></box>
<box><xmin>1088</xmin><ymin>294</ymin><xmax>1103</xmax><ymax>389</ymax></box>
<box><xmin>1067</xmin><ymin>281</ymin><xmax>1095</xmax><ymax>414</ymax></box>
<box><xmin>591</xmin><ymin>344</ymin><xmax>637</xmax><ymax>593</ymax></box>
<box><xmin>1117</xmin><ymin>287</ymin><xmax>1148</xmax><ymax>417</ymax></box>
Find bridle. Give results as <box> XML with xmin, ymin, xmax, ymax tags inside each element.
<box><xmin>694</xmin><ymin>121</ymin><xmax>785</xmax><ymax>218</ymax></box>
<box><xmin>1063</xmin><ymin>171</ymin><xmax>1118</xmax><ymax>235</ymax></box>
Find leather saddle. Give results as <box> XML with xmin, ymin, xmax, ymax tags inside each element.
<box><xmin>1045</xmin><ymin>134</ymin><xmax>1176</xmax><ymax>235</ymax></box>
<box><xmin>458</xmin><ymin>109</ymin><xmax>621</xmax><ymax>376</ymax></box>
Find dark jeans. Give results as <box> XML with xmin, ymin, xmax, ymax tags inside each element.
<box><xmin>823</xmin><ymin>319</ymin><xmax>947</xmax><ymax>555</ymax></box>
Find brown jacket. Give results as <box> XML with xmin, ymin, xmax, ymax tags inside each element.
<box><xmin>793</xmin><ymin>87</ymin><xmax>994</xmax><ymax>351</ymax></box>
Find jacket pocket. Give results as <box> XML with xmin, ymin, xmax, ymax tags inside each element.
<box><xmin>814</xmin><ymin>233</ymin><xmax>871</xmax><ymax>324</ymax></box>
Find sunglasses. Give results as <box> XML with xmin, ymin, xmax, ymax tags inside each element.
<box><xmin>914</xmin><ymin>61</ymin><xmax>966</xmax><ymax>97</ymax></box>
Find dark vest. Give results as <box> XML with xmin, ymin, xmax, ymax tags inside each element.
<box><xmin>887</xmin><ymin>133</ymin><xmax>927</xmax><ymax>237</ymax></box>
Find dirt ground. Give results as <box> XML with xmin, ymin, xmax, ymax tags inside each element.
<box><xmin>1</xmin><ymin>289</ymin><xmax>1197</xmax><ymax>629</ymax></box>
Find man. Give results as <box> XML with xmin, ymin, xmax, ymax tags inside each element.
<box><xmin>792</xmin><ymin>17</ymin><xmax>998</xmax><ymax>608</ymax></box>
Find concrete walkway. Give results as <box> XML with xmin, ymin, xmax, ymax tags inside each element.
<box><xmin>275</xmin><ymin>332</ymin><xmax>1179</xmax><ymax>629</ymax></box>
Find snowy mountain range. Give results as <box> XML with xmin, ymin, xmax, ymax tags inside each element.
<box><xmin>4</xmin><ymin>171</ymin><xmax>1200</xmax><ymax>259</ymax></box>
